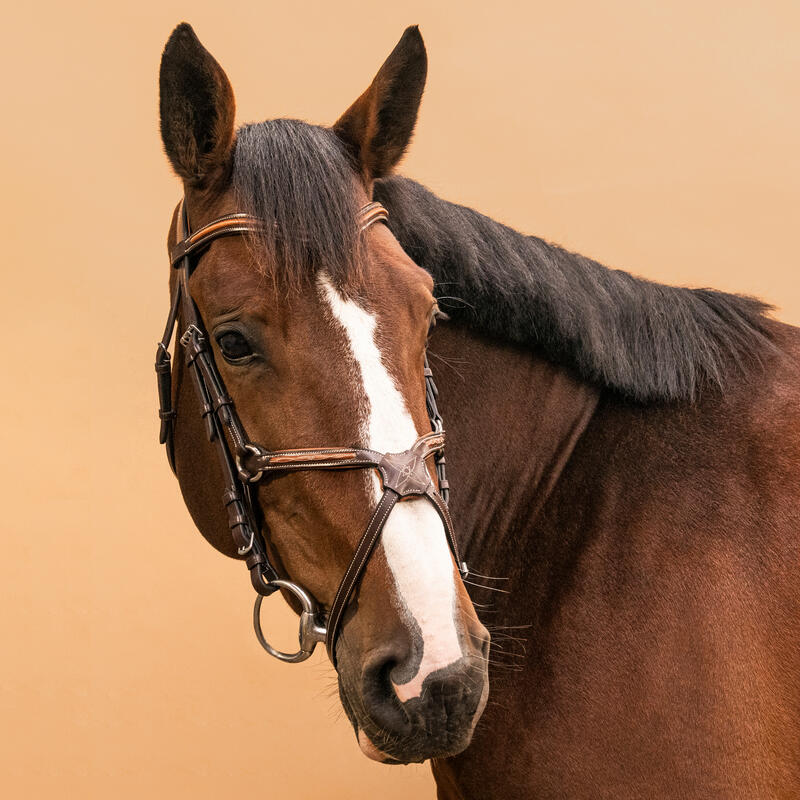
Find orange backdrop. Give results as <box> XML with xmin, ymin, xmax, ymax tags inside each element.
<box><xmin>2</xmin><ymin>1</ymin><xmax>798</xmax><ymax>798</ymax></box>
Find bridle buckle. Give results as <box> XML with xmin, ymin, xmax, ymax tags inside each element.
<box><xmin>237</xmin><ymin>528</ymin><xmax>255</xmax><ymax>556</ymax></box>
<box><xmin>179</xmin><ymin>323</ymin><xmax>204</xmax><ymax>348</ymax></box>
<box><xmin>236</xmin><ymin>443</ymin><xmax>265</xmax><ymax>483</ymax></box>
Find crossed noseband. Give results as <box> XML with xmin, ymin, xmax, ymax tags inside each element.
<box><xmin>155</xmin><ymin>199</ymin><xmax>467</xmax><ymax>666</ymax></box>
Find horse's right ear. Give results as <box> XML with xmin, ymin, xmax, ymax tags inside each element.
<box><xmin>159</xmin><ymin>23</ymin><xmax>235</xmax><ymax>188</ymax></box>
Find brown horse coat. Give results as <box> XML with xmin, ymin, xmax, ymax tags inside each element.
<box><xmin>431</xmin><ymin>320</ymin><xmax>800</xmax><ymax>798</ymax></box>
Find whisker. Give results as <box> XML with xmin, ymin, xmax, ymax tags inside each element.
<box><xmin>427</xmin><ymin>350</ymin><xmax>467</xmax><ymax>380</ymax></box>
<box><xmin>485</xmin><ymin>647</ymin><xmax>526</xmax><ymax>660</ymax></box>
<box><xmin>485</xmin><ymin>624</ymin><xmax>533</xmax><ymax>631</ymax></box>
<box><xmin>435</xmin><ymin>295</ymin><xmax>476</xmax><ymax>311</ymax></box>
<box><xmin>426</xmin><ymin>348</ymin><xmax>468</xmax><ymax>365</ymax></box>
<box><xmin>489</xmin><ymin>633</ymin><xmax>528</xmax><ymax>644</ymax></box>
<box><xmin>490</xmin><ymin>640</ymin><xmax>527</xmax><ymax>654</ymax></box>
<box><xmin>464</xmin><ymin>578</ymin><xmax>511</xmax><ymax>594</ymax></box>
<box><xmin>472</xmin><ymin>650</ymin><xmax>526</xmax><ymax>664</ymax></box>
<box><xmin>466</xmin><ymin>570</ymin><xmax>509</xmax><ymax>582</ymax></box>
<box><xmin>465</xmin><ymin>659</ymin><xmax>524</xmax><ymax>673</ymax></box>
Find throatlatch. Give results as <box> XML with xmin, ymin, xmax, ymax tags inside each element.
<box><xmin>156</xmin><ymin>199</ymin><xmax>467</xmax><ymax>666</ymax></box>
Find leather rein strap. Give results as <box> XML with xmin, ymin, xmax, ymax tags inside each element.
<box><xmin>155</xmin><ymin>199</ymin><xmax>465</xmax><ymax>667</ymax></box>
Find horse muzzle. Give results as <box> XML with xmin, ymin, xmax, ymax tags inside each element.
<box><xmin>343</xmin><ymin>629</ymin><xmax>491</xmax><ymax>764</ymax></box>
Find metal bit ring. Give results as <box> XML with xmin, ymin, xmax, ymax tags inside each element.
<box><xmin>253</xmin><ymin>579</ymin><xmax>328</xmax><ymax>663</ymax></box>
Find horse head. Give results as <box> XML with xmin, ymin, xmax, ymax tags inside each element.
<box><xmin>158</xmin><ymin>23</ymin><xmax>489</xmax><ymax>764</ymax></box>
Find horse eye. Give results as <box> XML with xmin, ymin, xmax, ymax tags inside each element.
<box><xmin>216</xmin><ymin>331</ymin><xmax>253</xmax><ymax>362</ymax></box>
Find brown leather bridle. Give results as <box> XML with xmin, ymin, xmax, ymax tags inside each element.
<box><xmin>155</xmin><ymin>199</ymin><xmax>467</xmax><ymax>666</ymax></box>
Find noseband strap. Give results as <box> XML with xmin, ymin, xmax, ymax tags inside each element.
<box><xmin>155</xmin><ymin>199</ymin><xmax>465</xmax><ymax>667</ymax></box>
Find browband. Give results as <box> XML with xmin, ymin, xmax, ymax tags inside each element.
<box><xmin>170</xmin><ymin>212</ymin><xmax>261</xmax><ymax>266</ymax></box>
<box><xmin>169</xmin><ymin>201</ymin><xmax>390</xmax><ymax>267</ymax></box>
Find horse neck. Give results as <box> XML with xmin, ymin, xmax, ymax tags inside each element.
<box><xmin>430</xmin><ymin>322</ymin><xmax>599</xmax><ymax>581</ymax></box>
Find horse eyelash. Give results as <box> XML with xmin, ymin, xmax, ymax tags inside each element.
<box><xmin>428</xmin><ymin>306</ymin><xmax>449</xmax><ymax>333</ymax></box>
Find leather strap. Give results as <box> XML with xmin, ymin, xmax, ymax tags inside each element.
<box><xmin>169</xmin><ymin>201</ymin><xmax>386</xmax><ymax>267</ymax></box>
<box><xmin>326</xmin><ymin>488</ymin><xmax>400</xmax><ymax>662</ymax></box>
<box><xmin>170</xmin><ymin>211</ymin><xmax>262</xmax><ymax>266</ymax></box>
<box><xmin>358</xmin><ymin>201</ymin><xmax>389</xmax><ymax>232</ymax></box>
<box><xmin>237</xmin><ymin>431</ymin><xmax>445</xmax><ymax>482</ymax></box>
<box><xmin>156</xmin><ymin>197</ymin><xmax>466</xmax><ymax>667</ymax></box>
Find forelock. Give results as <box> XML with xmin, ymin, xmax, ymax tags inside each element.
<box><xmin>232</xmin><ymin>119</ymin><xmax>364</xmax><ymax>288</ymax></box>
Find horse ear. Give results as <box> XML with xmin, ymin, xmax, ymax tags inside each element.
<box><xmin>159</xmin><ymin>23</ymin><xmax>235</xmax><ymax>188</ymax></box>
<box><xmin>333</xmin><ymin>26</ymin><xmax>427</xmax><ymax>181</ymax></box>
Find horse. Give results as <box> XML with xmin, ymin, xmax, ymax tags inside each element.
<box><xmin>156</xmin><ymin>23</ymin><xmax>800</xmax><ymax>798</ymax></box>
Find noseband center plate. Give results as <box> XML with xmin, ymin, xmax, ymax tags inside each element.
<box><xmin>378</xmin><ymin>450</ymin><xmax>433</xmax><ymax>496</ymax></box>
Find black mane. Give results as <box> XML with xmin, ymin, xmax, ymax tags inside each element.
<box><xmin>232</xmin><ymin>119</ymin><xmax>773</xmax><ymax>402</ymax></box>
<box><xmin>374</xmin><ymin>176</ymin><xmax>774</xmax><ymax>402</ymax></box>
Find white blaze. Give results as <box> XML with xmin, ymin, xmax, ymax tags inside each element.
<box><xmin>319</xmin><ymin>274</ymin><xmax>462</xmax><ymax>700</ymax></box>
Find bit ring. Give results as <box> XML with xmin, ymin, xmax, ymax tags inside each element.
<box><xmin>253</xmin><ymin>580</ymin><xmax>328</xmax><ymax>663</ymax></box>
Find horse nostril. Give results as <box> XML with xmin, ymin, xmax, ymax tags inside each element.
<box><xmin>360</xmin><ymin>649</ymin><xmax>412</xmax><ymax>732</ymax></box>
<box><xmin>397</xmin><ymin>656</ymin><xmax>486</xmax><ymax>722</ymax></box>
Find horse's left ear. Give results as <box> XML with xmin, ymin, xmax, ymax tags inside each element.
<box><xmin>333</xmin><ymin>26</ymin><xmax>427</xmax><ymax>182</ymax></box>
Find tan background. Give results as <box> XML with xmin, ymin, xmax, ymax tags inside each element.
<box><xmin>2</xmin><ymin>1</ymin><xmax>798</xmax><ymax>798</ymax></box>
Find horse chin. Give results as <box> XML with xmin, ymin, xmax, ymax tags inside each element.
<box><xmin>357</xmin><ymin>729</ymin><xmax>401</xmax><ymax>764</ymax></box>
<box><xmin>354</xmin><ymin>721</ymin><xmax>479</xmax><ymax>765</ymax></box>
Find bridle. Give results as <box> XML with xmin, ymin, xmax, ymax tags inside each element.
<box><xmin>155</xmin><ymin>198</ymin><xmax>467</xmax><ymax>667</ymax></box>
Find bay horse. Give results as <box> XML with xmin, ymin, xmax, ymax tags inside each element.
<box><xmin>156</xmin><ymin>23</ymin><xmax>800</xmax><ymax>798</ymax></box>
